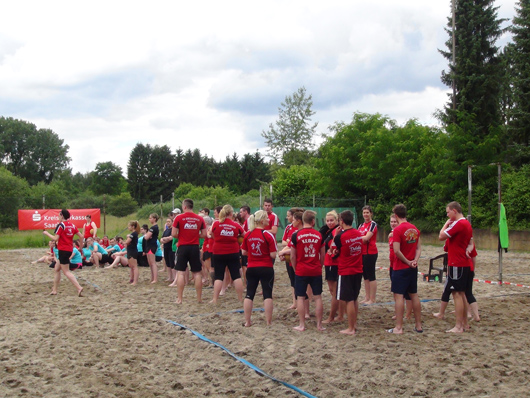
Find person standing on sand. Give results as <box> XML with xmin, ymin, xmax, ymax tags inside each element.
<box><xmin>43</xmin><ymin>209</ymin><xmax>84</xmax><ymax>296</ymax></box>
<box><xmin>388</xmin><ymin>204</ymin><xmax>423</xmax><ymax>335</ymax></box>
<box><xmin>290</xmin><ymin>210</ymin><xmax>326</xmax><ymax>332</ymax></box>
<box><xmin>172</xmin><ymin>198</ymin><xmax>207</xmax><ymax>304</ymax></box>
<box><xmin>332</xmin><ymin>210</ymin><xmax>363</xmax><ymax>335</ymax></box>
<box><xmin>83</xmin><ymin>214</ymin><xmax>97</xmax><ymax>240</ymax></box>
<box><xmin>358</xmin><ymin>205</ymin><xmax>378</xmax><ymax>304</ymax></box>
<box><xmin>438</xmin><ymin>201</ymin><xmax>473</xmax><ymax>333</ymax></box>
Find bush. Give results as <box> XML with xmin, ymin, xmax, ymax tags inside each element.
<box><xmin>107</xmin><ymin>192</ymin><xmax>139</xmax><ymax>217</ymax></box>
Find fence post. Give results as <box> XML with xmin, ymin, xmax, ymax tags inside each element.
<box><xmin>103</xmin><ymin>194</ymin><xmax>107</xmax><ymax>235</ymax></box>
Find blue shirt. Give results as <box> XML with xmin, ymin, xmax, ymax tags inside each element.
<box><xmin>71</xmin><ymin>248</ymin><xmax>82</xmax><ymax>264</ymax></box>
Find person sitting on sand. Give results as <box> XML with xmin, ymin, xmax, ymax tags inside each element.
<box><xmin>31</xmin><ymin>240</ymin><xmax>56</xmax><ymax>265</ymax></box>
<box><xmin>332</xmin><ymin>210</ymin><xmax>363</xmax><ymax>335</ymax></box>
<box><xmin>290</xmin><ymin>210</ymin><xmax>326</xmax><ymax>332</ymax></box>
<box><xmin>42</xmin><ymin>209</ymin><xmax>84</xmax><ymax>296</ymax></box>
<box><xmin>241</xmin><ymin>210</ymin><xmax>277</xmax><ymax>327</ymax></box>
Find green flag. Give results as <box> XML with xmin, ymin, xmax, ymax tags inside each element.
<box><xmin>499</xmin><ymin>203</ymin><xmax>509</xmax><ymax>249</ymax></box>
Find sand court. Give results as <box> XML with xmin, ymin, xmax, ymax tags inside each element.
<box><xmin>1</xmin><ymin>244</ymin><xmax>530</xmax><ymax>397</ymax></box>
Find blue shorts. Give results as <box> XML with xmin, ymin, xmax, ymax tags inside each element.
<box><xmin>294</xmin><ymin>275</ymin><xmax>323</xmax><ymax>298</ymax></box>
<box><xmin>391</xmin><ymin>267</ymin><xmax>418</xmax><ymax>296</ymax></box>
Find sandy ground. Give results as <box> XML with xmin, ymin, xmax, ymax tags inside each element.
<box><xmin>1</xmin><ymin>243</ymin><xmax>530</xmax><ymax>398</ymax></box>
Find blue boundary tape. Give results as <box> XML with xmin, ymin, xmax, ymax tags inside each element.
<box><xmin>164</xmin><ymin>318</ymin><xmax>318</xmax><ymax>398</ymax></box>
<box><xmin>75</xmin><ymin>275</ymin><xmax>104</xmax><ymax>292</ymax></box>
<box><xmin>189</xmin><ymin>308</ymin><xmax>265</xmax><ymax>317</ymax></box>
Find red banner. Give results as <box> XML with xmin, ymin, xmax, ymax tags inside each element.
<box><xmin>18</xmin><ymin>209</ymin><xmax>101</xmax><ymax>231</ymax></box>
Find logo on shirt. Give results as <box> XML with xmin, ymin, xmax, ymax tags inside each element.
<box><xmin>404</xmin><ymin>229</ymin><xmax>418</xmax><ymax>244</ymax></box>
<box><xmin>251</xmin><ymin>242</ymin><xmax>262</xmax><ymax>255</ymax></box>
<box><xmin>304</xmin><ymin>244</ymin><xmax>316</xmax><ymax>258</ymax></box>
<box><xmin>184</xmin><ymin>223</ymin><xmax>198</xmax><ymax>229</ymax></box>
<box><xmin>220</xmin><ymin>229</ymin><xmax>234</xmax><ymax>237</ymax></box>
<box><xmin>349</xmin><ymin>242</ymin><xmax>362</xmax><ymax>257</ymax></box>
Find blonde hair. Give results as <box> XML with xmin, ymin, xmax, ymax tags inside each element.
<box><xmin>219</xmin><ymin>205</ymin><xmax>233</xmax><ymax>223</ymax></box>
<box><xmin>248</xmin><ymin>210</ymin><xmax>268</xmax><ymax>231</ymax></box>
<box><xmin>326</xmin><ymin>210</ymin><xmax>338</xmax><ymax>221</ymax></box>
<box><xmin>128</xmin><ymin>220</ymin><xmax>140</xmax><ymax>234</ymax></box>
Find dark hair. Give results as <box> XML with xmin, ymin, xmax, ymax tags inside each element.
<box><xmin>447</xmin><ymin>201</ymin><xmax>463</xmax><ymax>214</ymax></box>
<box><xmin>339</xmin><ymin>210</ymin><xmax>354</xmax><ymax>226</ymax></box>
<box><xmin>214</xmin><ymin>206</ymin><xmax>222</xmax><ymax>214</ymax></box>
<box><xmin>201</xmin><ymin>207</ymin><xmax>210</xmax><ymax>215</ymax></box>
<box><xmin>141</xmin><ymin>224</ymin><xmax>149</xmax><ymax>231</ymax></box>
<box><xmin>60</xmin><ymin>209</ymin><xmax>70</xmax><ymax>219</ymax></box>
<box><xmin>240</xmin><ymin>205</ymin><xmax>250</xmax><ymax>214</ymax></box>
<box><xmin>183</xmin><ymin>198</ymin><xmax>194</xmax><ymax>210</ymax></box>
<box><xmin>393</xmin><ymin>204</ymin><xmax>407</xmax><ymax>219</ymax></box>
<box><xmin>264</xmin><ymin>198</ymin><xmax>273</xmax><ymax>205</ymax></box>
<box><xmin>362</xmin><ymin>205</ymin><xmax>373</xmax><ymax>214</ymax></box>
<box><xmin>86</xmin><ymin>214</ymin><xmax>91</xmax><ymax>219</ymax></box>
<box><xmin>292</xmin><ymin>211</ymin><xmax>303</xmax><ymax>222</ymax></box>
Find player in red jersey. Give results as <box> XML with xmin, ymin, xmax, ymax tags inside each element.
<box><xmin>322</xmin><ymin>210</ymin><xmax>343</xmax><ymax>324</ymax></box>
<box><xmin>43</xmin><ymin>209</ymin><xmax>84</xmax><ymax>296</ymax></box>
<box><xmin>241</xmin><ymin>210</ymin><xmax>278</xmax><ymax>326</ymax></box>
<box><xmin>210</xmin><ymin>205</ymin><xmax>245</xmax><ymax>304</ymax></box>
<box><xmin>358</xmin><ymin>205</ymin><xmax>378</xmax><ymax>304</ymax></box>
<box><xmin>291</xmin><ymin>210</ymin><xmax>326</xmax><ymax>332</ymax></box>
<box><xmin>439</xmin><ymin>201</ymin><xmax>473</xmax><ymax>333</ymax></box>
<box><xmin>388</xmin><ymin>204</ymin><xmax>422</xmax><ymax>334</ymax></box>
<box><xmin>332</xmin><ymin>210</ymin><xmax>363</xmax><ymax>335</ymax></box>
<box><xmin>279</xmin><ymin>210</ymin><xmax>303</xmax><ymax>310</ymax></box>
<box><xmin>262</xmin><ymin>198</ymin><xmax>279</xmax><ymax>237</ymax></box>
<box><xmin>171</xmin><ymin>198</ymin><xmax>207</xmax><ymax>304</ymax></box>
<box><xmin>389</xmin><ymin>214</ymin><xmax>412</xmax><ymax>321</ymax></box>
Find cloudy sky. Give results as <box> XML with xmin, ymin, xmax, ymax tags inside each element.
<box><xmin>0</xmin><ymin>0</ymin><xmax>517</xmax><ymax>175</ymax></box>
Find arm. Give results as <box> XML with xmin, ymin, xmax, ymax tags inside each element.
<box><xmin>171</xmin><ymin>226</ymin><xmax>179</xmax><ymax>239</ymax></box>
<box><xmin>290</xmin><ymin>246</ymin><xmax>297</xmax><ymax>271</ymax></box>
<box><xmin>144</xmin><ymin>230</ymin><xmax>153</xmax><ymax>241</ymax></box>
<box><xmin>411</xmin><ymin>237</ymin><xmax>422</xmax><ymax>268</ymax></box>
<box><xmin>270</xmin><ymin>250</ymin><xmax>277</xmax><ymax>259</ymax></box>
<box><xmin>199</xmin><ymin>227</ymin><xmax>207</xmax><ymax>239</ymax></box>
<box><xmin>393</xmin><ymin>241</ymin><xmax>414</xmax><ymax>268</ymax></box>
<box><xmin>43</xmin><ymin>230</ymin><xmax>59</xmax><ymax>242</ymax></box>
<box><xmin>270</xmin><ymin>225</ymin><xmax>278</xmax><ymax>236</ymax></box>
<box><xmin>439</xmin><ymin>219</ymin><xmax>452</xmax><ymax>241</ymax></box>
<box><xmin>361</xmin><ymin>231</ymin><xmax>374</xmax><ymax>243</ymax></box>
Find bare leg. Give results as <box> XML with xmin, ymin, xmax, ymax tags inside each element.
<box><xmin>211</xmin><ymin>279</ymin><xmax>223</xmax><ymax>304</ymax></box>
<box><xmin>405</xmin><ymin>299</ymin><xmax>413</xmax><ymax>319</ymax></box>
<box><xmin>447</xmin><ymin>291</ymin><xmax>465</xmax><ymax>333</ymax></box>
<box><xmin>340</xmin><ymin>300</ymin><xmax>357</xmax><ymax>335</ymax></box>
<box><xmin>390</xmin><ymin>293</ymin><xmax>404</xmax><ymax>334</ymax></box>
<box><xmin>176</xmin><ymin>271</ymin><xmax>186</xmax><ymax>304</ymax></box>
<box><xmin>233</xmin><ymin>278</ymin><xmax>244</xmax><ymax>302</ymax></box>
<box><xmin>409</xmin><ymin>293</ymin><xmax>422</xmax><ymax>331</ymax></box>
<box><xmin>129</xmin><ymin>258</ymin><xmax>138</xmax><ymax>285</ymax></box>
<box><xmin>147</xmin><ymin>252</ymin><xmax>158</xmax><ymax>283</ymax></box>
<box><xmin>193</xmin><ymin>272</ymin><xmax>203</xmax><ymax>303</ymax></box>
<box><xmin>264</xmin><ymin>298</ymin><xmax>273</xmax><ymax>326</ymax></box>
<box><xmin>293</xmin><ymin>297</ymin><xmax>306</xmax><ymax>331</ymax></box>
<box><xmin>433</xmin><ymin>300</ymin><xmax>448</xmax><ymax>319</ymax></box>
<box><xmin>50</xmin><ymin>261</ymin><xmax>61</xmax><ymax>295</ymax></box>
<box><xmin>324</xmin><ymin>280</ymin><xmax>338</xmax><ymax>324</ymax></box>
<box><xmin>243</xmin><ymin>298</ymin><xmax>253</xmax><ymax>327</ymax></box>
<box><xmin>314</xmin><ymin>296</ymin><xmax>325</xmax><ymax>331</ymax></box>
<box><xmin>469</xmin><ymin>301</ymin><xmax>480</xmax><ymax>321</ymax></box>
<box><xmin>368</xmin><ymin>280</ymin><xmax>377</xmax><ymax>304</ymax></box>
<box><xmin>60</xmin><ymin>263</ymin><xmax>83</xmax><ymax>296</ymax></box>
<box><xmin>361</xmin><ymin>279</ymin><xmax>370</xmax><ymax>303</ymax></box>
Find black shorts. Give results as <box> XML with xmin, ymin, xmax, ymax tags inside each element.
<box><xmin>164</xmin><ymin>248</ymin><xmax>175</xmax><ymax>269</ymax></box>
<box><xmin>391</xmin><ymin>267</ymin><xmax>418</xmax><ymax>296</ymax></box>
<box><xmin>447</xmin><ymin>266</ymin><xmax>470</xmax><ymax>292</ymax></box>
<box><xmin>212</xmin><ymin>253</ymin><xmax>241</xmax><ymax>281</ymax></box>
<box><xmin>286</xmin><ymin>262</ymin><xmax>295</xmax><ymax>287</ymax></box>
<box><xmin>175</xmin><ymin>245</ymin><xmax>202</xmax><ymax>273</ymax></box>
<box><xmin>337</xmin><ymin>273</ymin><xmax>362</xmax><ymax>302</ymax></box>
<box><xmin>137</xmin><ymin>254</ymin><xmax>149</xmax><ymax>267</ymax></box>
<box><xmin>202</xmin><ymin>251</ymin><xmax>212</xmax><ymax>261</ymax></box>
<box><xmin>325</xmin><ymin>266</ymin><xmax>338</xmax><ymax>282</ymax></box>
<box><xmin>294</xmin><ymin>275</ymin><xmax>323</xmax><ymax>298</ymax></box>
<box><xmin>245</xmin><ymin>267</ymin><xmax>274</xmax><ymax>300</ymax></box>
<box><xmin>100</xmin><ymin>254</ymin><xmax>111</xmax><ymax>264</ymax></box>
<box><xmin>58</xmin><ymin>250</ymin><xmax>72</xmax><ymax>264</ymax></box>
<box><xmin>127</xmin><ymin>250</ymin><xmax>139</xmax><ymax>260</ymax></box>
<box><xmin>362</xmin><ymin>253</ymin><xmax>378</xmax><ymax>281</ymax></box>
<box><xmin>241</xmin><ymin>254</ymin><xmax>248</xmax><ymax>267</ymax></box>
<box><xmin>69</xmin><ymin>262</ymin><xmax>82</xmax><ymax>271</ymax></box>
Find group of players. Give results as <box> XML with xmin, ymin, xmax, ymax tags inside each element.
<box><xmin>42</xmin><ymin>198</ymin><xmax>476</xmax><ymax>335</ymax></box>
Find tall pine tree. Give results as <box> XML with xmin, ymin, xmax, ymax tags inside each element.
<box><xmin>438</xmin><ymin>0</ymin><xmax>506</xmax><ymax>139</ymax></box>
<box><xmin>506</xmin><ymin>0</ymin><xmax>530</xmax><ymax>166</ymax></box>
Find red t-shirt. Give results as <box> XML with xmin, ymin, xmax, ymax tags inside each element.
<box><xmin>290</xmin><ymin>227</ymin><xmax>323</xmax><ymax>277</ymax></box>
<box><xmin>211</xmin><ymin>219</ymin><xmax>245</xmax><ymax>255</ymax></box>
<box><xmin>54</xmin><ymin>221</ymin><xmax>79</xmax><ymax>252</ymax></box>
<box><xmin>444</xmin><ymin>218</ymin><xmax>473</xmax><ymax>267</ymax></box>
<box><xmin>392</xmin><ymin>222</ymin><xmax>420</xmax><ymax>271</ymax></box>
<box><xmin>358</xmin><ymin>220</ymin><xmax>378</xmax><ymax>255</ymax></box>
<box><xmin>282</xmin><ymin>223</ymin><xmax>293</xmax><ymax>242</ymax></box>
<box><xmin>173</xmin><ymin>212</ymin><xmax>205</xmax><ymax>246</ymax></box>
<box><xmin>333</xmin><ymin>228</ymin><xmax>363</xmax><ymax>276</ymax></box>
<box><xmin>202</xmin><ymin>236</ymin><xmax>213</xmax><ymax>253</ymax></box>
<box><xmin>242</xmin><ymin>218</ymin><xmax>249</xmax><ymax>233</ymax></box>
<box><xmin>241</xmin><ymin>229</ymin><xmax>277</xmax><ymax>268</ymax></box>
<box><xmin>323</xmin><ymin>226</ymin><xmax>340</xmax><ymax>266</ymax></box>
<box><xmin>264</xmin><ymin>212</ymin><xmax>279</xmax><ymax>235</ymax></box>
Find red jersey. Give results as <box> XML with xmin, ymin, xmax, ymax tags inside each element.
<box><xmin>202</xmin><ymin>236</ymin><xmax>213</xmax><ymax>253</ymax></box>
<box><xmin>333</xmin><ymin>228</ymin><xmax>363</xmax><ymax>276</ymax></box>
<box><xmin>83</xmin><ymin>222</ymin><xmax>95</xmax><ymax>239</ymax></box>
<box><xmin>264</xmin><ymin>211</ymin><xmax>279</xmax><ymax>235</ymax></box>
<box><xmin>392</xmin><ymin>222</ymin><xmax>420</xmax><ymax>271</ymax></box>
<box><xmin>290</xmin><ymin>227</ymin><xmax>324</xmax><ymax>277</ymax></box>
<box><xmin>211</xmin><ymin>219</ymin><xmax>245</xmax><ymax>255</ymax></box>
<box><xmin>173</xmin><ymin>212</ymin><xmax>205</xmax><ymax>246</ymax></box>
<box><xmin>323</xmin><ymin>226</ymin><xmax>340</xmax><ymax>266</ymax></box>
<box><xmin>282</xmin><ymin>223</ymin><xmax>293</xmax><ymax>242</ymax></box>
<box><xmin>444</xmin><ymin>218</ymin><xmax>473</xmax><ymax>268</ymax></box>
<box><xmin>242</xmin><ymin>229</ymin><xmax>277</xmax><ymax>268</ymax></box>
<box><xmin>54</xmin><ymin>221</ymin><xmax>79</xmax><ymax>252</ymax></box>
<box><xmin>242</xmin><ymin>218</ymin><xmax>249</xmax><ymax>233</ymax></box>
<box><xmin>358</xmin><ymin>220</ymin><xmax>378</xmax><ymax>255</ymax></box>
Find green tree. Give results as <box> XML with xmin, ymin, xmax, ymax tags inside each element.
<box><xmin>506</xmin><ymin>0</ymin><xmax>530</xmax><ymax>166</ymax></box>
<box><xmin>0</xmin><ymin>167</ymin><xmax>30</xmax><ymax>228</ymax></box>
<box><xmin>0</xmin><ymin>117</ymin><xmax>70</xmax><ymax>185</ymax></box>
<box><xmin>90</xmin><ymin>161</ymin><xmax>127</xmax><ymax>196</ymax></box>
<box><xmin>26</xmin><ymin>181</ymin><xmax>68</xmax><ymax>210</ymax></box>
<box><xmin>437</xmin><ymin>0</ymin><xmax>506</xmax><ymax>138</ymax></box>
<box><xmin>261</xmin><ymin>86</ymin><xmax>318</xmax><ymax>167</ymax></box>
<box><xmin>272</xmin><ymin>165</ymin><xmax>318</xmax><ymax>207</ymax></box>
<box><xmin>107</xmin><ymin>192</ymin><xmax>139</xmax><ymax>217</ymax></box>
<box><xmin>127</xmin><ymin>143</ymin><xmax>177</xmax><ymax>204</ymax></box>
